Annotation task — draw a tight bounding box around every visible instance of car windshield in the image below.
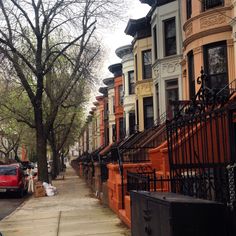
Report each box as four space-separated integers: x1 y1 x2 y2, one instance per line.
0 166 17 175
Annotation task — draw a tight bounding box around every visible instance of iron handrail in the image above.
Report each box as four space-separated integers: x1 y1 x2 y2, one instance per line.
216 78 236 97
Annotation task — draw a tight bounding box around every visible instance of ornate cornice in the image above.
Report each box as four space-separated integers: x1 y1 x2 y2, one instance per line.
103 77 114 89
108 63 122 77
115 45 133 59
183 6 232 30
183 25 232 48
135 78 153 85
200 13 226 29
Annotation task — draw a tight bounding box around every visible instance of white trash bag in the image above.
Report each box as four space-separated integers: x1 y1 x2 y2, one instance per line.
43 182 57 197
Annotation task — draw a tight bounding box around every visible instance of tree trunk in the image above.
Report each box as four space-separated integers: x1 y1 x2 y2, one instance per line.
51 144 59 179
36 127 48 182
35 103 49 182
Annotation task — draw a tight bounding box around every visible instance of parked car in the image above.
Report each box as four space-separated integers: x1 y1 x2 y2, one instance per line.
0 164 28 197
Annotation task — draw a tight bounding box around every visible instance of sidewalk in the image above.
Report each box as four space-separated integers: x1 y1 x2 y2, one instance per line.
0 166 131 236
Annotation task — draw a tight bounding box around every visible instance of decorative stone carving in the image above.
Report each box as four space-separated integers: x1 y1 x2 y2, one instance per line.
185 23 193 37
136 83 152 95
153 66 160 78
162 61 180 75
200 14 226 29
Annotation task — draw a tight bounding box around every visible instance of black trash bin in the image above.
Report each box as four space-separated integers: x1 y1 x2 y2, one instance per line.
131 191 227 236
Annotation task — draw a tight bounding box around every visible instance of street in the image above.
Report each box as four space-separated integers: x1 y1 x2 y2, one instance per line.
0 193 29 220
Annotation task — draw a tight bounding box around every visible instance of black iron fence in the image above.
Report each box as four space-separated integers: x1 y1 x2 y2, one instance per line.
100 162 109 182
127 170 171 193
166 70 236 207
167 100 235 202
121 123 167 163
127 170 157 193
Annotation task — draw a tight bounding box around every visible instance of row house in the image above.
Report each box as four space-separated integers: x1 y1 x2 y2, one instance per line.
87 114 94 153
182 0 235 99
151 0 182 120
115 45 136 137
125 17 154 131
103 77 115 144
74 0 236 233
93 101 100 149
95 95 105 147
108 63 125 142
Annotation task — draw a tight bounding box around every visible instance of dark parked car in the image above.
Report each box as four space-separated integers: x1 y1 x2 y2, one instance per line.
0 164 28 197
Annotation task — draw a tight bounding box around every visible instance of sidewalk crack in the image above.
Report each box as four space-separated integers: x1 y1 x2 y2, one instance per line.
56 211 62 236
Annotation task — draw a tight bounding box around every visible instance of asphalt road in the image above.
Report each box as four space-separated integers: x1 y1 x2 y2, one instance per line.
0 193 30 220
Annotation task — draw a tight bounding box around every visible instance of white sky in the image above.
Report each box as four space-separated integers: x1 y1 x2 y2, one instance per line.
99 1 151 78
87 1 150 112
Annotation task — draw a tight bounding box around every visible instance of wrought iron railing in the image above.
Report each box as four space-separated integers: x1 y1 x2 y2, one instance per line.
216 78 236 101
172 72 236 121
127 170 157 193
166 71 236 207
118 109 171 163
127 170 171 193
121 123 167 163
100 162 109 182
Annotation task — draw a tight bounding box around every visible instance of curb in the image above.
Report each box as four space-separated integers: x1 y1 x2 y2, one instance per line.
1 194 33 221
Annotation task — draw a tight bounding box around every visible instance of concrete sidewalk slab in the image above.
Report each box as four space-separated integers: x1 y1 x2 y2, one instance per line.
0 167 131 236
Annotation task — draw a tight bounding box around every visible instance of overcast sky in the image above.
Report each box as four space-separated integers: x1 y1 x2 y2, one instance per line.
87 1 150 111
99 1 151 78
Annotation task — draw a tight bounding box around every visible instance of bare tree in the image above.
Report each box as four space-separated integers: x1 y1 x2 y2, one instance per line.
0 117 26 163
0 132 20 162
0 0 124 182
48 111 79 178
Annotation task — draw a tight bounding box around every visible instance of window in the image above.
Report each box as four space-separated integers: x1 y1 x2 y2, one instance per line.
119 118 125 140
155 84 160 120
202 0 224 11
104 102 109 120
128 71 135 94
143 97 154 129
186 0 192 19
165 79 179 119
164 18 176 56
105 126 109 146
135 54 138 81
118 85 123 105
129 112 135 135
0 166 17 175
112 96 115 113
112 124 116 142
136 100 139 131
204 41 228 91
142 50 152 80
188 51 195 99
153 25 157 60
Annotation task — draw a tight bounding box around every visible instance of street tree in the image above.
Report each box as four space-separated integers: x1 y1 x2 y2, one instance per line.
0 0 125 182
0 82 34 163
0 119 22 162
48 109 83 178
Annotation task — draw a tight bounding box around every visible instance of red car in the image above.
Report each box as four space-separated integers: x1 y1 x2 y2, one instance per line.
0 164 28 197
